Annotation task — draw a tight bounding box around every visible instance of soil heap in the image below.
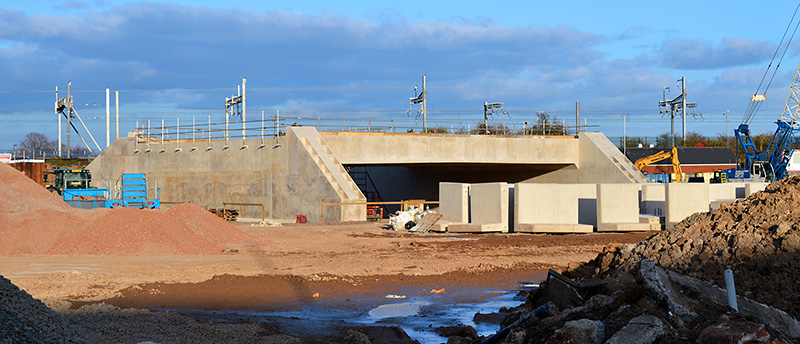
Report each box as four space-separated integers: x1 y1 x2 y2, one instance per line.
0 162 265 255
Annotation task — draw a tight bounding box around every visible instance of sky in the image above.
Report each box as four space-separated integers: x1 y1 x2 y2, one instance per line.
2 1 800 152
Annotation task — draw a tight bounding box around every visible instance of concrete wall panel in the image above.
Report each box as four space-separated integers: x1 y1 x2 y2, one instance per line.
597 183 640 225
469 182 509 232
665 183 709 228
515 183 579 225
438 182 469 223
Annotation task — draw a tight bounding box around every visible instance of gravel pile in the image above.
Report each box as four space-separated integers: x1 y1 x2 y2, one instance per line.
0 162 265 255
0 276 84 344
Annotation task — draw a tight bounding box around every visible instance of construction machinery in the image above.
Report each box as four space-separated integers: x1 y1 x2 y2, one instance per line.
734 61 800 182
48 170 160 209
634 147 683 183
734 6 800 182
45 168 93 195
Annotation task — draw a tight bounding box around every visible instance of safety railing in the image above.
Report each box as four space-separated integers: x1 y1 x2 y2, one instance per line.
132 115 590 146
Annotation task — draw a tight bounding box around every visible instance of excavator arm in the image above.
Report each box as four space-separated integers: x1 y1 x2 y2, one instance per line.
634 147 682 183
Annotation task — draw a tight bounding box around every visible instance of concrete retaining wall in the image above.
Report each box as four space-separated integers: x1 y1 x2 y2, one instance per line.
88 128 365 222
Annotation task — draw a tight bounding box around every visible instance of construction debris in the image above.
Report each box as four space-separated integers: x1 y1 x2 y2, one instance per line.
440 176 800 343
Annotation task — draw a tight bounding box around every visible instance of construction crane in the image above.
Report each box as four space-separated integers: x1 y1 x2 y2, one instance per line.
735 60 800 182
735 3 800 182
634 147 683 183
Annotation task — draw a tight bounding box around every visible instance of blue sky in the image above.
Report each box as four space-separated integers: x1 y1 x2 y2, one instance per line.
2 1 800 151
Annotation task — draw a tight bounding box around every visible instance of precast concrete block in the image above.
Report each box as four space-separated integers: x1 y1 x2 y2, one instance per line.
515 183 580 226
745 182 768 196
596 183 640 226
469 182 509 232
665 183 709 229
438 182 470 223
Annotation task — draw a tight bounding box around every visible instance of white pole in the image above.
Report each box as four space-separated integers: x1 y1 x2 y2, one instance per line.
56 86 61 157
115 91 119 139
242 77 246 142
106 88 110 147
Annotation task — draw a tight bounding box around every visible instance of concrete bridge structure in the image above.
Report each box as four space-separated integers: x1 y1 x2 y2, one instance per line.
88 127 647 222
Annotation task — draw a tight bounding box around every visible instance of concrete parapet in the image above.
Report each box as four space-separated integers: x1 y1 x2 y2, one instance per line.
469 182 509 233
438 183 470 223
665 183 709 229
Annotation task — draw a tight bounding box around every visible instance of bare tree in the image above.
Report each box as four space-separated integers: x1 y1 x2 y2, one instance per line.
18 132 54 152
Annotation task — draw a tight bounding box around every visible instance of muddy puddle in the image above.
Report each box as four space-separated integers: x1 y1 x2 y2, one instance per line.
168 284 537 342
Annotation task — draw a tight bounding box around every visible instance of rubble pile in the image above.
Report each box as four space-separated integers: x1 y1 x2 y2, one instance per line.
443 177 800 343
0 276 85 343
576 176 800 319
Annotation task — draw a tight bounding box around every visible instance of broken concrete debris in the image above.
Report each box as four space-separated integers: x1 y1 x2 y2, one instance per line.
443 259 796 343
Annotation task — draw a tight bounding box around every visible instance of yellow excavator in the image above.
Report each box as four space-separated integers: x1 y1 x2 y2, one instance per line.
634 147 683 183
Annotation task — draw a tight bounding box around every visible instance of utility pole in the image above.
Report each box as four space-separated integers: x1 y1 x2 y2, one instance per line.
576 102 580 134
483 102 506 134
680 76 687 141
724 109 730 145
56 86 61 157
225 77 246 147
56 82 74 158
659 77 699 147
409 75 427 132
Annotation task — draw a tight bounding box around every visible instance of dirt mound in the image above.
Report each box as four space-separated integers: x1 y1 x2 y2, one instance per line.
0 163 265 255
573 175 800 319
0 275 84 343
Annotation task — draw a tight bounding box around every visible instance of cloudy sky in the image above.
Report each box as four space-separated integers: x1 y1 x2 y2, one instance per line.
2 1 800 152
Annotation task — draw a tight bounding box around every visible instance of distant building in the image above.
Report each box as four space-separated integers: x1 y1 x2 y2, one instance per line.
625 147 737 182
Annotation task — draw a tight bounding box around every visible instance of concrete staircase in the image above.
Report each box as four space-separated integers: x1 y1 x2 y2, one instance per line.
291 127 364 201
583 132 649 183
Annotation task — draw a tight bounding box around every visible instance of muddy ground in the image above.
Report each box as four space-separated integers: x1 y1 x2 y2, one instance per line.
1 221 654 342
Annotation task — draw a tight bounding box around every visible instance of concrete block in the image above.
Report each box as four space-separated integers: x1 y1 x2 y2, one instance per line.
515 183 580 226
597 183 640 225
438 182 469 223
515 223 594 233
447 223 506 233
469 182 509 233
665 183 709 229
745 182 768 196
428 221 454 232
639 215 661 225
640 184 665 217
